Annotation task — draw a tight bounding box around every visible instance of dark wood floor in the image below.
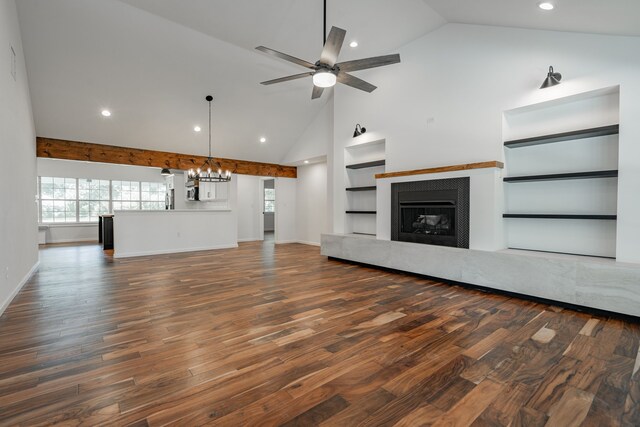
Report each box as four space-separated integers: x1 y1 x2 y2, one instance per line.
0 240 638 426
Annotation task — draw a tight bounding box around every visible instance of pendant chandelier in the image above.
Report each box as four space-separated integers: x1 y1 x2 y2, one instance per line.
187 95 231 183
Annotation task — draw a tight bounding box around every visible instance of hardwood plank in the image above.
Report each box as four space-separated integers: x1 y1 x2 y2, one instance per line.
531 325 557 344
391 403 444 427
472 382 535 427
545 387 594 427
431 379 504 427
512 407 548 427
463 327 511 360
526 356 580 413
36 137 297 178
321 389 396 426
580 318 601 336
280 394 349 426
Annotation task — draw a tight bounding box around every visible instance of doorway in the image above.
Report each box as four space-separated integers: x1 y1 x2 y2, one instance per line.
263 179 275 242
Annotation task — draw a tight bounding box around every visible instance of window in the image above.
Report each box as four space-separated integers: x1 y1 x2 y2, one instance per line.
79 179 110 222
38 177 167 223
112 181 141 210
141 182 165 210
40 177 77 223
264 187 275 213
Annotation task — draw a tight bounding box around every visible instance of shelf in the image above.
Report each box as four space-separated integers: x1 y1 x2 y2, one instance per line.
345 160 386 169
346 211 377 215
503 214 617 220
504 124 619 149
346 186 377 192
504 170 618 183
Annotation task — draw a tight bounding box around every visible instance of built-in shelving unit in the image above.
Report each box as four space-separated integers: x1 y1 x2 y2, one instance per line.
345 160 386 169
504 124 619 149
344 140 385 237
503 214 617 220
346 186 377 191
504 170 618 183
503 86 620 258
346 211 377 215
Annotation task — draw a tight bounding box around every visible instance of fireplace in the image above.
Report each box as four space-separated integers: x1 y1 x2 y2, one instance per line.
391 178 469 248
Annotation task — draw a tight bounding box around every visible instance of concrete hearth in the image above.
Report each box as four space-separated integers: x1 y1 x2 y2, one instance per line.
321 233 640 317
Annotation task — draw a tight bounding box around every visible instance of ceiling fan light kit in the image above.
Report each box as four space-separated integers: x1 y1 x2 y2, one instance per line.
540 65 562 89
256 0 400 99
313 69 337 88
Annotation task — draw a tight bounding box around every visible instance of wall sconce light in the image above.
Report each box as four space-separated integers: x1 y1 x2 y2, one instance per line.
161 168 172 176
540 66 562 89
353 124 366 138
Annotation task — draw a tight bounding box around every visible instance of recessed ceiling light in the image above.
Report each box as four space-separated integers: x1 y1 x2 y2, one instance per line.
349 41 358 48
304 160 309 164
194 126 201 132
538 2 554 10
101 109 111 117
260 137 267 143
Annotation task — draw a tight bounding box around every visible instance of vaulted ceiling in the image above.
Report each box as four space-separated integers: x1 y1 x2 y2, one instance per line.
17 0 444 164
16 0 640 164
425 0 640 38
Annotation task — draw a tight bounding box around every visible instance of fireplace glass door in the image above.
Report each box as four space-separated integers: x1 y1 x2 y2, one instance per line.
400 202 456 237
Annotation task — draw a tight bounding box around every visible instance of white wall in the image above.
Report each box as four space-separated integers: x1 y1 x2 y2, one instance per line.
282 95 332 246
331 23 640 262
275 178 296 244
0 0 39 315
37 158 167 243
236 174 262 241
281 94 333 165
296 163 328 246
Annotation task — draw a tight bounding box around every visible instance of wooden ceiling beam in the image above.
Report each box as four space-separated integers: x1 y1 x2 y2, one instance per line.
36 137 297 178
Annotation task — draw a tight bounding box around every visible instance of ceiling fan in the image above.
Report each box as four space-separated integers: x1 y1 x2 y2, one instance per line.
255 0 401 99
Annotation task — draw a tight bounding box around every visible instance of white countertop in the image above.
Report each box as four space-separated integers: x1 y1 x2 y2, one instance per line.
113 209 231 213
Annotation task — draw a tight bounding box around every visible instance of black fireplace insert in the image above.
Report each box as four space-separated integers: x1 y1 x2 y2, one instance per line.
391 178 469 248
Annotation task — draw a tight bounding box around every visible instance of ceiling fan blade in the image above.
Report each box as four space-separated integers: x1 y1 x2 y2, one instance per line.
337 54 401 73
260 72 314 85
311 85 324 99
255 46 316 69
319 26 346 67
337 72 377 93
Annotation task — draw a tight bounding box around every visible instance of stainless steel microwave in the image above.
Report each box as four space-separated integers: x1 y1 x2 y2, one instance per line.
186 187 199 201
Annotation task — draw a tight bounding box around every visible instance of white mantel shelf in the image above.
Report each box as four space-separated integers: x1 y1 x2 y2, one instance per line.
321 233 640 317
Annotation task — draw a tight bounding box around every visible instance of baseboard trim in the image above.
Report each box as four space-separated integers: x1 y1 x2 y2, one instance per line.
0 261 40 318
238 237 262 242
275 240 298 244
296 240 321 247
327 256 640 324
114 244 239 259
45 238 98 244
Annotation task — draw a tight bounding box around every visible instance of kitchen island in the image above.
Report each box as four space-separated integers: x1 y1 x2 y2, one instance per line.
113 209 237 258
